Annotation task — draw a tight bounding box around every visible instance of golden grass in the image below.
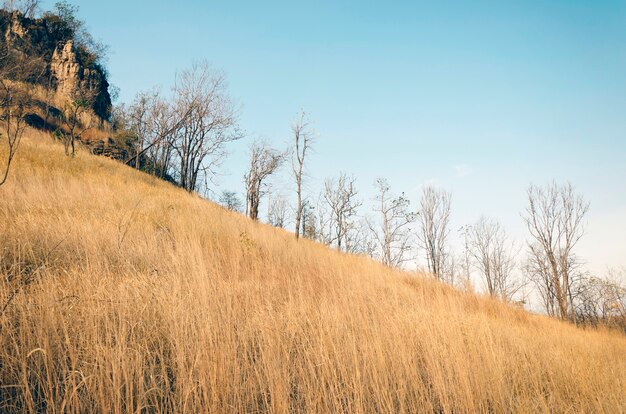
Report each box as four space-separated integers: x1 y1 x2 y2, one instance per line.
1 132 625 413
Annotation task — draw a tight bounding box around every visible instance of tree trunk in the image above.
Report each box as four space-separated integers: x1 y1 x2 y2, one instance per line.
295 178 302 239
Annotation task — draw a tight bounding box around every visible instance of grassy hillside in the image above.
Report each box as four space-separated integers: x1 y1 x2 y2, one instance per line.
1 132 625 413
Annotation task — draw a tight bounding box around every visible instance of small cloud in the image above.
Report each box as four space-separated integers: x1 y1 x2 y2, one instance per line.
454 164 474 178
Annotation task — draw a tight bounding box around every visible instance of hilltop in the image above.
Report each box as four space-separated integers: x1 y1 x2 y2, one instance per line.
0 7 133 160
0 8 111 118
0 131 624 412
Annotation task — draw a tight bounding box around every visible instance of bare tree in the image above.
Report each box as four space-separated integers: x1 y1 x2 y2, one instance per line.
300 200 317 240
466 216 521 301
171 61 241 192
268 193 290 228
0 43 44 186
574 270 625 330
291 110 314 239
524 244 556 316
24 0 38 17
314 192 333 245
218 190 243 212
127 90 159 169
323 174 362 252
59 85 96 158
0 67 27 187
2 0 40 17
244 141 284 221
368 178 415 268
123 94 176 177
348 218 376 256
416 186 451 281
457 225 474 290
147 97 178 179
440 254 461 286
522 182 589 320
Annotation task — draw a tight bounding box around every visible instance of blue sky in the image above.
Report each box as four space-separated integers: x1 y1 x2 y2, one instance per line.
42 1 626 281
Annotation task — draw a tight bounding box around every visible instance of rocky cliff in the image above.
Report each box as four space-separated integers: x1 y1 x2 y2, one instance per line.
49 39 111 121
0 9 112 122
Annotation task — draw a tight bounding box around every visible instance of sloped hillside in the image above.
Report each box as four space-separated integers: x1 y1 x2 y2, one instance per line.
1 133 625 413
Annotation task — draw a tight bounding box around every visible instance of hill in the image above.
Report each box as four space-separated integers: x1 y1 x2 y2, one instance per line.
0 131 625 413
0 8 111 122
0 8 133 162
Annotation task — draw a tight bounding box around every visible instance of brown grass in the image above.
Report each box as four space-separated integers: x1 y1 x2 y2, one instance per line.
1 131 625 413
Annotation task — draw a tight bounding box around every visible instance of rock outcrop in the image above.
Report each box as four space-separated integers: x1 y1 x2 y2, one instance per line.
50 40 81 98
49 39 111 121
0 10 112 122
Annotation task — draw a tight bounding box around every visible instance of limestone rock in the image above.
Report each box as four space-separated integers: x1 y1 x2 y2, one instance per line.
1 10 112 121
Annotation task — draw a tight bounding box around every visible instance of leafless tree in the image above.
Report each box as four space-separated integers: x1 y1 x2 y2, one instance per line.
524 244 557 316
300 199 317 240
128 90 159 169
574 270 625 330
348 218 376 256
456 225 475 290
171 61 241 192
123 94 176 177
522 182 589 320
368 178 415 268
440 254 461 286
0 44 44 186
416 186 451 281
110 102 129 130
268 193 290 228
60 85 96 158
244 141 284 221
466 216 521 301
218 190 243 212
146 97 178 179
291 110 314 239
313 192 333 245
323 173 362 252
2 0 39 17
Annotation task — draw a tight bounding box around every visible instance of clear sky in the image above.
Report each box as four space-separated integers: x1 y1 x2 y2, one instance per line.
42 1 626 282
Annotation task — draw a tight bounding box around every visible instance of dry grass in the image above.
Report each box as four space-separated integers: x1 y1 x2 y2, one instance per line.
1 131 625 413
16 82 113 143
